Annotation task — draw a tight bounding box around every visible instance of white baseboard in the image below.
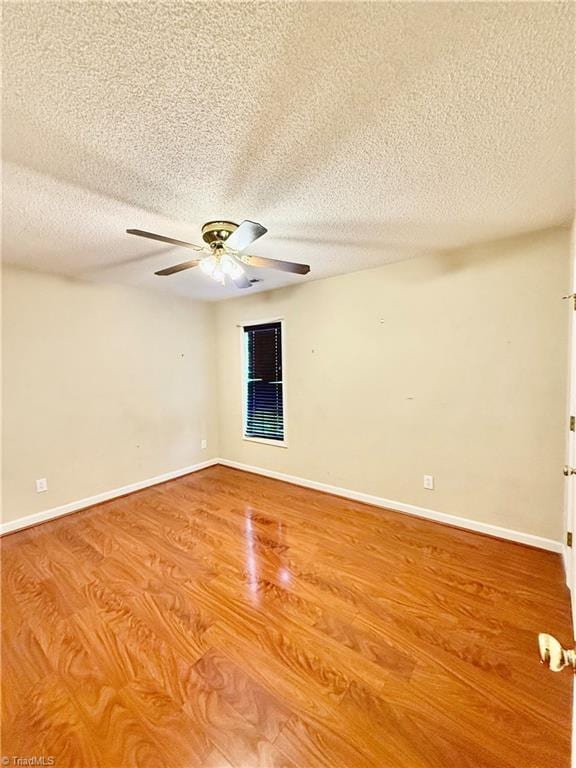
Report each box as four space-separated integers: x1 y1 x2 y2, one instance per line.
2 456 563 554
0 459 219 536
218 458 563 553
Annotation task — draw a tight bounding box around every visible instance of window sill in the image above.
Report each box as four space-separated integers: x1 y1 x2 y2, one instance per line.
243 436 289 449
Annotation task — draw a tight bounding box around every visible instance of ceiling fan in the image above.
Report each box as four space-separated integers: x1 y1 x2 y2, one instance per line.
126 220 310 289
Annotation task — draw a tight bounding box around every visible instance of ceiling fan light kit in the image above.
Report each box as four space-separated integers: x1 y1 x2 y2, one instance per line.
199 251 245 285
126 219 310 290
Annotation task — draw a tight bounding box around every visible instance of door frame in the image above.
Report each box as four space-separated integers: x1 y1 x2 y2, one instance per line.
565 222 576 602
565 222 576 768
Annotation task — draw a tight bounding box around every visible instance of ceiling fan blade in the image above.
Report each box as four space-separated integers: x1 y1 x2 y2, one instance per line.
127 229 203 251
231 273 252 289
155 260 200 276
225 220 267 252
242 253 310 275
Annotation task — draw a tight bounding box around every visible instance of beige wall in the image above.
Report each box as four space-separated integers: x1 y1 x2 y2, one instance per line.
2 266 218 522
3 227 569 540
215 227 570 542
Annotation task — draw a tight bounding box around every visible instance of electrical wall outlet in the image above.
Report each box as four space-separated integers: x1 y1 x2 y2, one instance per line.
423 475 434 490
201 439 207 450
36 478 48 493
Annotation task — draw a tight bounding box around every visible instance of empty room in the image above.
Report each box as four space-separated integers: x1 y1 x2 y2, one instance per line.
2 2 575 766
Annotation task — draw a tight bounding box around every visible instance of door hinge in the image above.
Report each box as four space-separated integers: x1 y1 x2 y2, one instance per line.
562 293 576 310
567 532 573 548
571 416 575 432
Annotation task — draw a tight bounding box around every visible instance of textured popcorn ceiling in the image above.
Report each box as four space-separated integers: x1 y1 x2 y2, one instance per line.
2 2 574 301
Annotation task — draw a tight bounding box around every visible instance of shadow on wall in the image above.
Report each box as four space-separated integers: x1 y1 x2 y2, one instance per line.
422 225 571 281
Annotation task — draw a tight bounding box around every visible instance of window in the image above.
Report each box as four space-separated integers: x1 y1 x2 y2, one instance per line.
242 320 285 444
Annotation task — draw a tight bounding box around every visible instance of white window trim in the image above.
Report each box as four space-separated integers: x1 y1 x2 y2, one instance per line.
239 317 288 448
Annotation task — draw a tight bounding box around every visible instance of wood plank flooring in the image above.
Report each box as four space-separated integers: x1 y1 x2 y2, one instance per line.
1 465 572 767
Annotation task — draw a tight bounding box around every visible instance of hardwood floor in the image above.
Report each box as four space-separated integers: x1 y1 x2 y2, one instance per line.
1 465 572 767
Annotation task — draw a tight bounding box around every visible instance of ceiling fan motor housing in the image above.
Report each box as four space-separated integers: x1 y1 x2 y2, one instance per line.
201 221 238 247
